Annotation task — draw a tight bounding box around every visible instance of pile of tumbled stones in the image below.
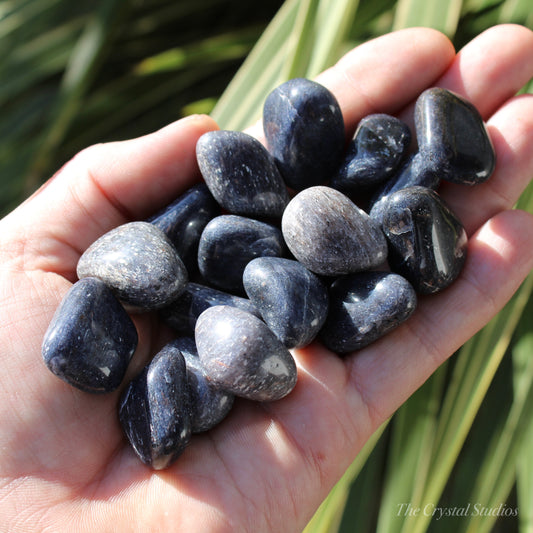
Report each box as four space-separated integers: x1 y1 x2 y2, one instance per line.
42 78 495 469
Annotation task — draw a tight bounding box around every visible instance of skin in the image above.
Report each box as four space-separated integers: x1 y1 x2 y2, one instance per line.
1 24 533 532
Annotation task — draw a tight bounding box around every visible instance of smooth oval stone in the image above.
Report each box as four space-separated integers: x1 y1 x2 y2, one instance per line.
196 130 290 218
415 87 495 185
281 186 388 276
171 337 234 433
198 214 286 294
42 277 138 393
77 221 188 311
263 78 345 190
319 272 417 354
368 152 441 225
243 257 328 348
119 343 191 470
382 186 468 294
147 183 220 275
195 306 297 401
331 114 411 192
160 282 260 335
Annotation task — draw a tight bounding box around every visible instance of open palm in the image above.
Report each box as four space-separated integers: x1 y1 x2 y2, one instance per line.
1 25 533 532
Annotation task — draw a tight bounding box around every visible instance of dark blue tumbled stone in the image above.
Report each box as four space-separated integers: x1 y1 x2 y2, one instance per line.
319 272 417 354
196 130 290 218
198 214 286 294
331 114 411 192
147 183 220 275
77 221 188 311
195 306 297 401
382 186 468 294
281 186 387 276
119 342 191 470
42 277 138 393
243 257 328 348
263 78 345 190
415 87 495 185
368 153 441 225
161 282 260 335
171 337 234 433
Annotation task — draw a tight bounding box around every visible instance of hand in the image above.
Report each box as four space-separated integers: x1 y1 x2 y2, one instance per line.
1 24 533 532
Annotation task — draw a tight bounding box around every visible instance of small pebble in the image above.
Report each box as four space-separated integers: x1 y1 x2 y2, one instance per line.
243 257 329 348
281 186 388 276
198 214 286 294
119 342 192 470
320 272 417 353
77 221 188 311
263 78 345 190
195 306 297 401
196 130 290 218
381 186 468 294
42 277 138 393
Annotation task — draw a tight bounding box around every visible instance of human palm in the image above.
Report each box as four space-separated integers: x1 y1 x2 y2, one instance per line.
1 25 533 532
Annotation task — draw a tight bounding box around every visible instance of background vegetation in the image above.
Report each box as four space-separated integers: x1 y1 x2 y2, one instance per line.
1 0 532 531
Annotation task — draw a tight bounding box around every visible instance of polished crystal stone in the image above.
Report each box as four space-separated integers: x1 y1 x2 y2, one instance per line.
243 257 329 348
331 114 411 192
147 183 220 275
382 186 468 294
281 186 387 276
161 282 260 335
42 277 138 393
195 306 297 401
319 271 417 354
198 214 286 294
77 221 188 311
119 343 191 470
196 130 290 218
369 153 441 225
263 78 345 190
415 87 496 185
172 337 234 433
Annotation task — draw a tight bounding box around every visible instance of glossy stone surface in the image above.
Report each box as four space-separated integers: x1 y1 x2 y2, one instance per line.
198 215 286 293
77 221 188 311
415 87 496 185
243 257 329 348
369 153 441 225
196 130 290 218
147 183 220 275
42 277 138 393
119 343 191 470
161 282 260 335
320 272 417 354
195 306 297 401
281 186 387 276
172 337 234 433
331 114 411 192
382 186 468 294
263 78 345 190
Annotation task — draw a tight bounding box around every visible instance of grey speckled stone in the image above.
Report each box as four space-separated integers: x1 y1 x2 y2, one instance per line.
160 282 260 335
42 277 138 393
415 87 495 185
263 78 345 190
195 306 297 401
198 215 286 294
77 221 188 311
196 130 290 218
119 342 191 470
172 337 234 433
382 186 468 294
243 257 328 348
320 272 417 354
281 186 387 276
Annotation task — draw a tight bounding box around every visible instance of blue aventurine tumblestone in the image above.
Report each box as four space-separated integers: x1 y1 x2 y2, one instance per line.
42 277 138 393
